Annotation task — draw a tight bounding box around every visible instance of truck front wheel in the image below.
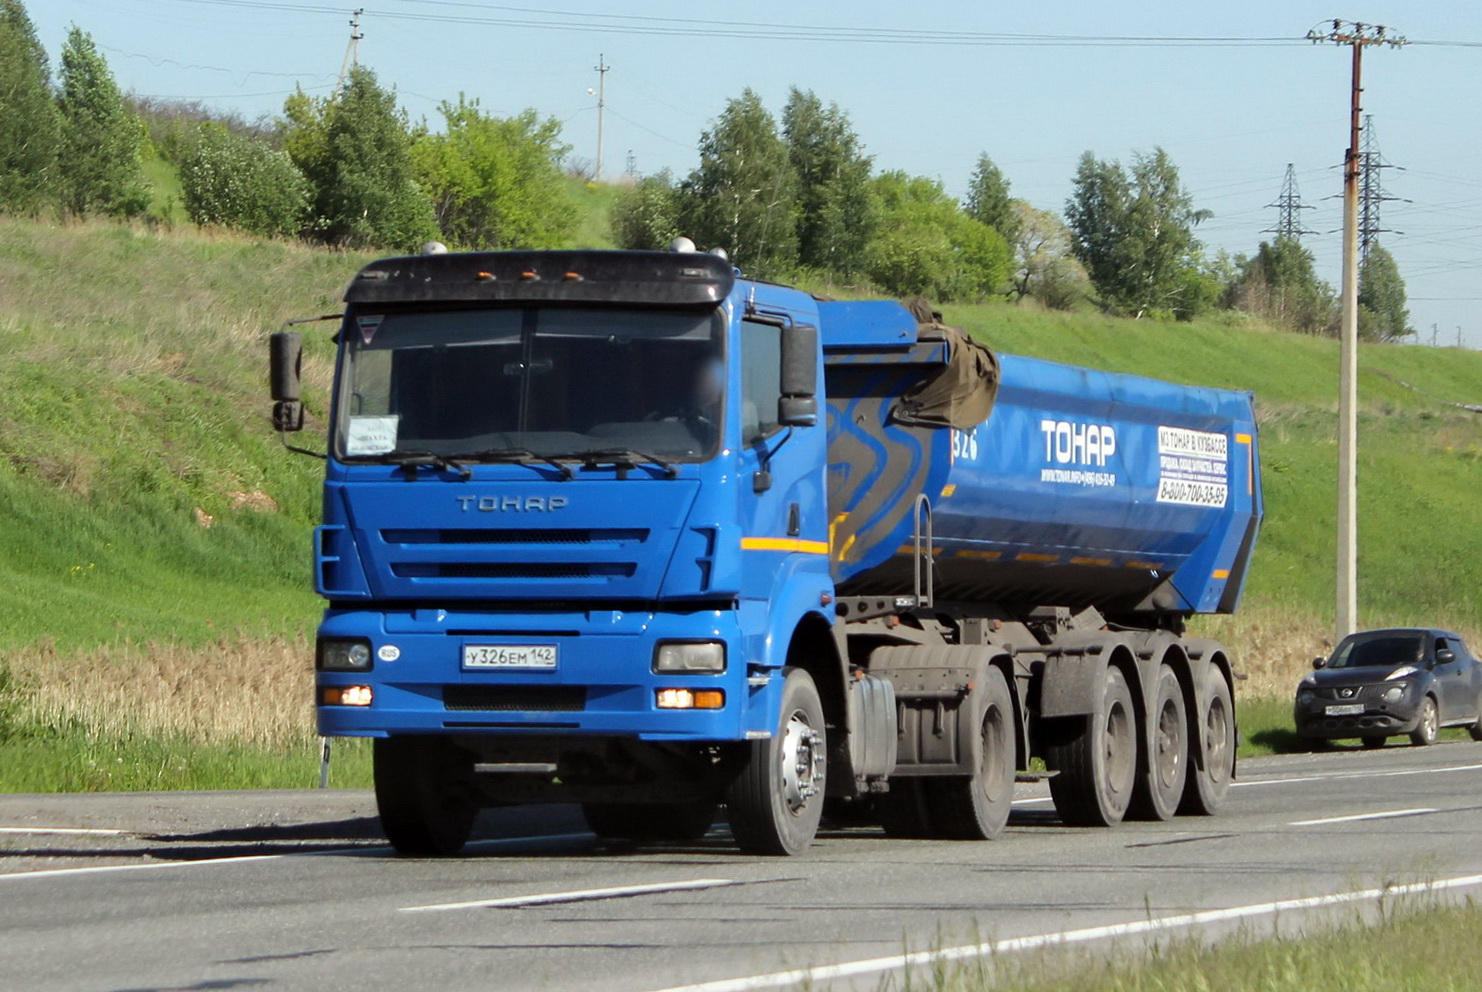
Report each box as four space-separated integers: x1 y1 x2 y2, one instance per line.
725 667 826 856
374 737 478 857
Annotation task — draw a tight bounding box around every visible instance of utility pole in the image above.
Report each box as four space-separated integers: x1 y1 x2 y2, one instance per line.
1263 164 1317 240
593 54 609 181
336 8 364 96
1306 20 1406 643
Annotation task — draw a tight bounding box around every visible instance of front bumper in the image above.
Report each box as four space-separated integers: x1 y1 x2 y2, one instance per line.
1292 696 1423 739
314 606 777 742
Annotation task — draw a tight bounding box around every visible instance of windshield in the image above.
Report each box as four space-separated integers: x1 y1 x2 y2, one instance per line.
1327 632 1424 670
335 306 724 462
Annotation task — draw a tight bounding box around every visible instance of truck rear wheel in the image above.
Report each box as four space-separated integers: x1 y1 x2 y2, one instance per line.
1179 668 1235 815
725 667 826 856
922 666 1015 840
1128 666 1188 822
582 802 716 842
374 737 478 857
1047 666 1137 827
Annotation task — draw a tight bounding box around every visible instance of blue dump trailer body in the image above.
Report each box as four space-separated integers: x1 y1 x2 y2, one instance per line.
276 249 1263 856
820 300 1261 616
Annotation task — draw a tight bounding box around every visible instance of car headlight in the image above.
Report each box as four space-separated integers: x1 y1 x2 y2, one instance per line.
317 638 373 671
1382 684 1407 702
1297 690 1315 705
653 641 726 673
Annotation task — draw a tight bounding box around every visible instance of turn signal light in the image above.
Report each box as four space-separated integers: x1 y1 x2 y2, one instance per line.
322 685 373 707
656 688 724 710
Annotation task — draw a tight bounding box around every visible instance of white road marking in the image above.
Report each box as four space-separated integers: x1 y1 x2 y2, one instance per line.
1234 761 1482 789
0 832 594 883
0 826 129 837
642 872 1482 992
1289 808 1438 827
1010 797 1053 806
400 877 740 913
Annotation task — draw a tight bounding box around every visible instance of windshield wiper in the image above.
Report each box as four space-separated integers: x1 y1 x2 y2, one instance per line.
377 449 472 481
574 448 678 479
454 446 574 481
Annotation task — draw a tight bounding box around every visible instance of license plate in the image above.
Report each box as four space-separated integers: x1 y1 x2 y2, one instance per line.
1325 703 1364 716
462 644 557 670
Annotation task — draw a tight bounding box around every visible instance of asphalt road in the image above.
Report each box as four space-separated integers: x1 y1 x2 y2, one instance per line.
4 741 1482 992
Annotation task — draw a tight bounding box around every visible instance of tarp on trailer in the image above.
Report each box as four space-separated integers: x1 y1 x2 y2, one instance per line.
890 299 1000 430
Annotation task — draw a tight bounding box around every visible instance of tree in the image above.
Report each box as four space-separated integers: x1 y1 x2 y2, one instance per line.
611 170 680 250
284 66 438 250
1007 202 1087 309
1228 236 1336 335
1358 244 1410 342
177 122 309 237
411 97 577 250
0 0 61 213
677 89 797 278
864 171 1011 301
781 88 876 275
1065 148 1209 319
965 153 1019 245
55 26 149 217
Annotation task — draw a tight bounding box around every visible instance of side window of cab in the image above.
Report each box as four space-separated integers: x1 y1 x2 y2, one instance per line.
740 319 783 445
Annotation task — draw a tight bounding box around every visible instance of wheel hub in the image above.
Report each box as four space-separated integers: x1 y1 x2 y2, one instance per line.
780 712 824 814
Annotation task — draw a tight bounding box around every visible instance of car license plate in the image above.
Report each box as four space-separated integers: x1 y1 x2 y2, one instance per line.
1325 703 1364 716
462 644 557 670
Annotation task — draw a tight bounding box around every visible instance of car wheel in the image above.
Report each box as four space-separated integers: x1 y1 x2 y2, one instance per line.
1409 696 1439 747
1361 735 1386 749
1470 696 1482 742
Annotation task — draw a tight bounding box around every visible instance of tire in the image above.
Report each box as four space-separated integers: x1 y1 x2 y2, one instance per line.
1361 736 1387 749
1047 666 1138 827
725 667 826 856
1179 667 1236 816
1129 666 1188 822
921 666 1016 840
582 802 716 842
1469 694 1482 742
1409 696 1439 746
374 737 478 857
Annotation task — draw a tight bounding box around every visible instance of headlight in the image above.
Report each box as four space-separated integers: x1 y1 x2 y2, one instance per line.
653 641 726 673
1382 684 1407 701
1386 665 1420 681
1297 690 1315 705
317 638 373 671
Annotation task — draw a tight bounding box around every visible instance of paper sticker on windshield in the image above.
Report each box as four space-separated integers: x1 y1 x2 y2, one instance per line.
356 315 384 345
345 415 398 456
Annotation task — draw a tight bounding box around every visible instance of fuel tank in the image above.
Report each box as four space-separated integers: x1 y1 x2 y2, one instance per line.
822 301 1263 617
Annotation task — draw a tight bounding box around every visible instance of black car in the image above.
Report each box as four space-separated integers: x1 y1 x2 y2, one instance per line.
1294 627 1482 748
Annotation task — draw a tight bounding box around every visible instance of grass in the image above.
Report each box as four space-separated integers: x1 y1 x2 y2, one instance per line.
0 216 1480 786
889 897 1482 992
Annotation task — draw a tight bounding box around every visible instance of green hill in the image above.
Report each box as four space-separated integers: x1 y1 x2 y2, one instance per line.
1 216 1479 789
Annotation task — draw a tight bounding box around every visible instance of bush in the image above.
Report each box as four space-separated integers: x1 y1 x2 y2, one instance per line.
178 123 310 238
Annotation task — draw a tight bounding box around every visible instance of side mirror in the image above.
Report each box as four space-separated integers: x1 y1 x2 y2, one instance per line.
270 331 304 433
778 323 818 427
1312 656 1326 670
1437 649 1456 664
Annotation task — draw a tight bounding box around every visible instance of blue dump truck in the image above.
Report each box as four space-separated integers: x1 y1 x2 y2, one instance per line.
268 246 1262 856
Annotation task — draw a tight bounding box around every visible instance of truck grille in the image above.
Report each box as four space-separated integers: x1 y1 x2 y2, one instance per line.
443 686 587 712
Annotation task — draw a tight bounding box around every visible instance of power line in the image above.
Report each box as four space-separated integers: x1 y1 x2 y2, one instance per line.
335 8 364 96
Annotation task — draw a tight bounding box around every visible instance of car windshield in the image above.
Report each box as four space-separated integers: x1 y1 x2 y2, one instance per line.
335 306 724 462
1326 632 1424 670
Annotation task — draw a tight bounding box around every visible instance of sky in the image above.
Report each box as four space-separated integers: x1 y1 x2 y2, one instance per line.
32 1 1482 349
